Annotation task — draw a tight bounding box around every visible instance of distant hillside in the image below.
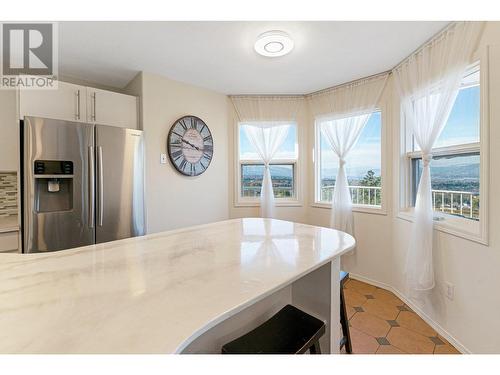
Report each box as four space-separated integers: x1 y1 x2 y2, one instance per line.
242 162 480 192
242 165 293 178
430 162 479 179
321 168 381 180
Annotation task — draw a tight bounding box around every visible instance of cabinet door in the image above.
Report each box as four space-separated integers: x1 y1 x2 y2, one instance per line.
19 81 87 123
87 88 138 129
0 231 18 253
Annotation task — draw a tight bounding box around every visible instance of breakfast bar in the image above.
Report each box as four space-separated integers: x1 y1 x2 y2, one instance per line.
0 218 355 354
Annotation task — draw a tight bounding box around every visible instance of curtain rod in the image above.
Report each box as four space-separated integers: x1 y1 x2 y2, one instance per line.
229 71 391 100
229 94 305 99
306 70 390 97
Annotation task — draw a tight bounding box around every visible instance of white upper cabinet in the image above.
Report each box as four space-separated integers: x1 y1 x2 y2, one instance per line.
86 88 138 129
19 82 138 129
19 81 87 123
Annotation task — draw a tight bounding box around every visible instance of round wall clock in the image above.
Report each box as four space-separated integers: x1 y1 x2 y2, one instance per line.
167 115 214 176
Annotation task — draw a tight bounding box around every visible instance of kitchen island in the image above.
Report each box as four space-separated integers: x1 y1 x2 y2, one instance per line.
0 218 355 354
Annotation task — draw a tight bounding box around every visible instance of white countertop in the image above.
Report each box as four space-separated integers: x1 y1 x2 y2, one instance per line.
0 215 18 233
0 218 355 353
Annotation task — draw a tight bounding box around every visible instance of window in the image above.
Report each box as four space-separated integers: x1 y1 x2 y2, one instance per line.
407 65 480 221
237 122 298 204
315 111 382 207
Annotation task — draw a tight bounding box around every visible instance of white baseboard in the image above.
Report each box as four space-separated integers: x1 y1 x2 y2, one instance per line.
348 272 470 354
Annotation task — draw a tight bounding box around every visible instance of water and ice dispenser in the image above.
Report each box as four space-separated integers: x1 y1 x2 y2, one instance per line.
34 160 74 213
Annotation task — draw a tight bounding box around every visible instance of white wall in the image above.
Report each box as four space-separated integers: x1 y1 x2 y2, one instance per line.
126 72 229 233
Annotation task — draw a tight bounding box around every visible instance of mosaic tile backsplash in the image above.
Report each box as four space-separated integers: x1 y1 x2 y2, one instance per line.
0 172 18 218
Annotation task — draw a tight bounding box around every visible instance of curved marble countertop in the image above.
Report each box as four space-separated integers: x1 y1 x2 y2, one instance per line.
0 218 355 353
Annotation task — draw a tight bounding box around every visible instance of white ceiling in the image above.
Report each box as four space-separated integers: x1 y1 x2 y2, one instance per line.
59 21 448 95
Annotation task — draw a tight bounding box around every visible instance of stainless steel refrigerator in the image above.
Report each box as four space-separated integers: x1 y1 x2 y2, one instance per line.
22 116 145 253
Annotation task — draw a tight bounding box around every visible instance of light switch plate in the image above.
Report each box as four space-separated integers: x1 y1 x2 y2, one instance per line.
160 153 167 164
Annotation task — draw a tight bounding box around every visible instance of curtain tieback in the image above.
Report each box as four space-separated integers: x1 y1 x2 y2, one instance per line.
422 153 433 167
264 162 270 169
339 158 346 168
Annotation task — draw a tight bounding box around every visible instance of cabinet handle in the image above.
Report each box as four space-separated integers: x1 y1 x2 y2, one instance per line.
92 92 97 122
76 90 81 120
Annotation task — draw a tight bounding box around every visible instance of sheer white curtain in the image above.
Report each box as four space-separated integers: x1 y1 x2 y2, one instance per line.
231 96 303 122
242 122 290 218
231 96 303 218
393 22 483 292
319 112 371 234
308 74 388 234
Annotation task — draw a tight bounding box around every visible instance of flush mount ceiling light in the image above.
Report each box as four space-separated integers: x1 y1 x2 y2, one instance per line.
254 30 294 57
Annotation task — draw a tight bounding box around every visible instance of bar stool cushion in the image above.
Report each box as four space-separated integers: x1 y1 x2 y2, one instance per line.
221 304 325 354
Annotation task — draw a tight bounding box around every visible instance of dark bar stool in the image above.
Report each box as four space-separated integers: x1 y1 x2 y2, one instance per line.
340 271 352 354
221 304 325 354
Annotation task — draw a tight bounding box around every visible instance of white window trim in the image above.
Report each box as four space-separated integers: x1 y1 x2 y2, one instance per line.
234 121 302 207
397 57 489 245
312 107 387 216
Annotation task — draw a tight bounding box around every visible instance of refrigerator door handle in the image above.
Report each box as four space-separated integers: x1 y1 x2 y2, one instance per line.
88 146 95 228
97 146 104 226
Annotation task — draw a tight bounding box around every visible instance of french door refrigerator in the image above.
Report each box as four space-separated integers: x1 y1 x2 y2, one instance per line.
22 116 145 253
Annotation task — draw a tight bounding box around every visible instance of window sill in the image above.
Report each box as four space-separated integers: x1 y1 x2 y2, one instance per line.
397 209 488 245
311 202 387 216
234 199 303 208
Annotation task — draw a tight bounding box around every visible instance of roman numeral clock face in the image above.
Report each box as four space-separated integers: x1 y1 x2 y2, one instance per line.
167 116 214 176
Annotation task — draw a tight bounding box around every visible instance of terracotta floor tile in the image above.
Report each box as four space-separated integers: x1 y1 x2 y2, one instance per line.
343 288 367 307
373 288 404 306
434 344 460 354
376 345 406 354
430 336 446 345
344 280 460 355
346 305 356 319
349 326 379 354
345 279 378 295
362 299 399 321
386 327 435 354
350 312 391 338
396 311 436 337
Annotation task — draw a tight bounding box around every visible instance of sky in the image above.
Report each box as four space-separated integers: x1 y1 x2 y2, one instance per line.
239 124 297 160
320 111 381 179
431 85 480 148
239 82 480 180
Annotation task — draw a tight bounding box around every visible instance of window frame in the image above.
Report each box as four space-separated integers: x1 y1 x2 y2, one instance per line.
312 108 387 215
398 59 489 245
235 121 301 207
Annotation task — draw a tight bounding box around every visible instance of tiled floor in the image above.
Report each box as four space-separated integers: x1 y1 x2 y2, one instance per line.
343 278 460 354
